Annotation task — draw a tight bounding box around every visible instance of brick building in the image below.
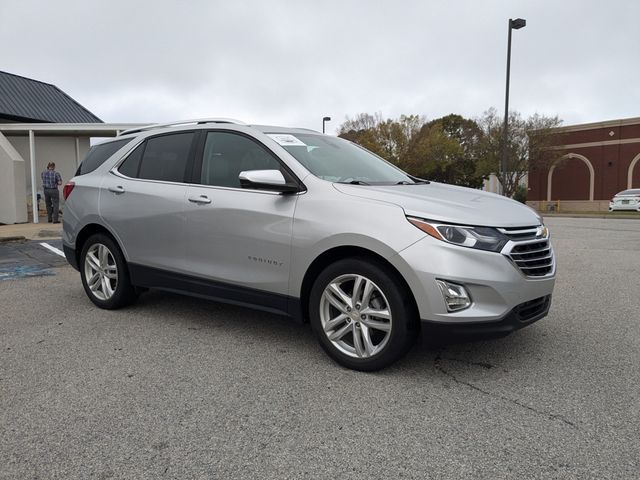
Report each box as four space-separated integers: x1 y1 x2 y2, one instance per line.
527 117 640 212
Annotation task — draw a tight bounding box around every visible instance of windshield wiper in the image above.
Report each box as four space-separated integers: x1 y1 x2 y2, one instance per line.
338 180 370 185
396 180 430 185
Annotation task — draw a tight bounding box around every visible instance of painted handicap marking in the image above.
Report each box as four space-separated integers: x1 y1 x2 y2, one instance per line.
0 264 55 281
0 240 66 280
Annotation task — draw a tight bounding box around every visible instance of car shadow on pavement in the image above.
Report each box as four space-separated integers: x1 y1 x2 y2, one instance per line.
125 289 543 376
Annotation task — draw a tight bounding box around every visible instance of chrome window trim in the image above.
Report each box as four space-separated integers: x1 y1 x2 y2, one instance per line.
109 130 306 195
109 168 188 188
110 168 305 196
184 182 306 196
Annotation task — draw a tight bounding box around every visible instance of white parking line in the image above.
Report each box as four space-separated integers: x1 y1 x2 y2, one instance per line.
39 242 65 258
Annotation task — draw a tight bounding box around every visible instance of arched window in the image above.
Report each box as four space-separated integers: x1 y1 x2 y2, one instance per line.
628 153 640 189
547 153 594 201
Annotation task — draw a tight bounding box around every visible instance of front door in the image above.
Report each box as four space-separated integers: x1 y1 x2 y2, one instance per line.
184 131 298 300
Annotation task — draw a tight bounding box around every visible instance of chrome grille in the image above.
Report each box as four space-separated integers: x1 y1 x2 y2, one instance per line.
498 225 539 241
499 226 554 277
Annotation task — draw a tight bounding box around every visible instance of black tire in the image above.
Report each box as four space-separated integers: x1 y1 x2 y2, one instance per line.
79 233 138 309
309 257 419 371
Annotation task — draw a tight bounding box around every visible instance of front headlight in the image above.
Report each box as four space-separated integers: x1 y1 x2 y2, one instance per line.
407 217 508 252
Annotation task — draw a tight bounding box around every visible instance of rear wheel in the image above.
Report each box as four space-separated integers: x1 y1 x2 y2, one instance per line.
80 233 138 309
309 258 418 371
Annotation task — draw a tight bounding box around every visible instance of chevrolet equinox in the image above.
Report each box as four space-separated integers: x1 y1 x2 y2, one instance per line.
62 118 555 371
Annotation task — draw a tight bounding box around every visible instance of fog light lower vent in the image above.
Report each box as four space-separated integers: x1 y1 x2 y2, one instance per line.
435 279 471 312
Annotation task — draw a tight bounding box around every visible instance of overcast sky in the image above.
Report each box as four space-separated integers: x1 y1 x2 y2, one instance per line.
1 0 638 133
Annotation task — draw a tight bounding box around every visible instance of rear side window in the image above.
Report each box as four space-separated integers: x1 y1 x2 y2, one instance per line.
118 143 144 178
76 138 132 175
137 132 194 182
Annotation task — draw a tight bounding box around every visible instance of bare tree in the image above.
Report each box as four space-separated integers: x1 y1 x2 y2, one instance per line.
338 113 424 165
338 113 384 133
477 108 563 198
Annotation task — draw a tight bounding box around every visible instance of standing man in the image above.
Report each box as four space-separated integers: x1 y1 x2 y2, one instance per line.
41 162 62 223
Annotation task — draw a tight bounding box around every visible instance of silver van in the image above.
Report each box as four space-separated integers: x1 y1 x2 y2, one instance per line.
62 119 555 370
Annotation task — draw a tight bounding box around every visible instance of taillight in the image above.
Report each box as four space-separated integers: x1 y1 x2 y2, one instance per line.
63 182 75 200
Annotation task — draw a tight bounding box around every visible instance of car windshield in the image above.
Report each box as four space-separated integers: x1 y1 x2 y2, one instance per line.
268 132 420 185
617 189 640 196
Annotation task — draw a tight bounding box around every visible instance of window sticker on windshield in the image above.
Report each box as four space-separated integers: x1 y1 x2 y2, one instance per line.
267 134 307 147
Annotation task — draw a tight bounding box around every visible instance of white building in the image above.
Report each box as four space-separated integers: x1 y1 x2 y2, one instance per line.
0 71 141 224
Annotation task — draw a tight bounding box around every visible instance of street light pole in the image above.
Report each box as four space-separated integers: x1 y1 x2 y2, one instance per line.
501 17 526 196
322 116 331 134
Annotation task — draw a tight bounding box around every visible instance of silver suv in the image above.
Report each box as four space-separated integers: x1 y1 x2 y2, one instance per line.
62 118 555 371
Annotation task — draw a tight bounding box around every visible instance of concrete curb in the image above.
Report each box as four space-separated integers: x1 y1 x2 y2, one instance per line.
0 236 26 243
0 222 63 242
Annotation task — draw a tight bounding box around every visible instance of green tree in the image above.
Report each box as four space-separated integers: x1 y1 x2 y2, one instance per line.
406 114 488 188
338 110 562 195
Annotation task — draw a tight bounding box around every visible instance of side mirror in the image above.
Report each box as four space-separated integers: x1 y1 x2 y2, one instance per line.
238 170 300 193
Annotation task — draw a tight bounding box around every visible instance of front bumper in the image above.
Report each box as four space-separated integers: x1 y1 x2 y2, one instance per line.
393 234 556 325
422 295 551 334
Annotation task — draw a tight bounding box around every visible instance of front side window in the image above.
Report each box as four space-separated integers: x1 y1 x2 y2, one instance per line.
136 132 194 182
200 131 283 188
76 138 133 176
270 133 417 185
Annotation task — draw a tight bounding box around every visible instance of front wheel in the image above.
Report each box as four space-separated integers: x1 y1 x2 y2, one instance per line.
309 258 418 371
80 233 138 309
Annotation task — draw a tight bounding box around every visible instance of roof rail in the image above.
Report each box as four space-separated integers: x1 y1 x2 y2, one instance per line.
118 118 247 136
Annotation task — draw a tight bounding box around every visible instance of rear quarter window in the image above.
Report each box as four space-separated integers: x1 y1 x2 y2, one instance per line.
76 138 134 176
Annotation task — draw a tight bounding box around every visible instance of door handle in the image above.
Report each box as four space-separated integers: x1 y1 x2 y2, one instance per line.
188 195 212 204
108 185 125 194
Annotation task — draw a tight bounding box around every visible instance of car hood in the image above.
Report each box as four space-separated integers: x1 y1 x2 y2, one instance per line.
333 182 541 227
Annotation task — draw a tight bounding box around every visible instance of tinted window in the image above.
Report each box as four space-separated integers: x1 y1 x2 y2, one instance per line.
118 143 144 178
76 138 132 175
138 132 194 182
200 132 282 188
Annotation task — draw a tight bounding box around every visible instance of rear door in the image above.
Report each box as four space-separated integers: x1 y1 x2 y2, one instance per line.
100 131 197 273
183 130 299 300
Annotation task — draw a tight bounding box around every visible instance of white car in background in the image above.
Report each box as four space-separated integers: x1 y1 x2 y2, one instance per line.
609 189 640 212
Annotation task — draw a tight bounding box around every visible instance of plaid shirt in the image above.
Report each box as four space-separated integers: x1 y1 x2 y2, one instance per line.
42 169 62 189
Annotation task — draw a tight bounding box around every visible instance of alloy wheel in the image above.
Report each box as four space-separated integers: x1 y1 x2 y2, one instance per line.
319 274 393 358
84 243 118 301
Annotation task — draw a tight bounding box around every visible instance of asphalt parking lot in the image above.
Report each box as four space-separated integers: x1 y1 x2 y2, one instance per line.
1 217 639 479
0 238 66 280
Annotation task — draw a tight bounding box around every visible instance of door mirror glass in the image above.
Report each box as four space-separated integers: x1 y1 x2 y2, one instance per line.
239 170 299 193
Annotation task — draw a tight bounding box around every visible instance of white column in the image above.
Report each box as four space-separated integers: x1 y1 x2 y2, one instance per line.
29 130 38 223
75 137 80 169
